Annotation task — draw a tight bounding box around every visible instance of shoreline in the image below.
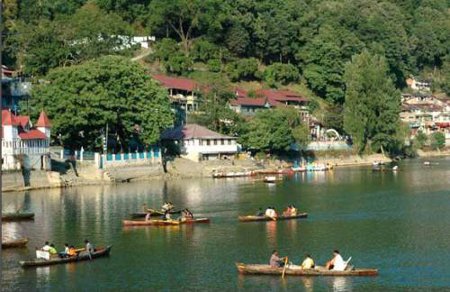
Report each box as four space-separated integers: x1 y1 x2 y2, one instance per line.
3 152 447 193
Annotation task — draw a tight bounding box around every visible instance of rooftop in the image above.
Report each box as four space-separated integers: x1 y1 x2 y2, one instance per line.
161 124 236 140
153 74 199 92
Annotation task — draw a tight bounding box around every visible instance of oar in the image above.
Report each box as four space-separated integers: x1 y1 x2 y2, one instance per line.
282 257 289 278
16 204 24 213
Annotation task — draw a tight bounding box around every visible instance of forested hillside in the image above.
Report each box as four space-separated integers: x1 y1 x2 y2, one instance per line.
2 0 449 154
3 0 449 96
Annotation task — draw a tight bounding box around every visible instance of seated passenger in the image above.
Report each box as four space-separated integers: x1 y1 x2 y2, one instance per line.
290 205 297 216
42 241 51 251
59 243 70 258
68 245 77 257
301 254 315 269
49 244 58 255
269 250 286 268
325 250 346 271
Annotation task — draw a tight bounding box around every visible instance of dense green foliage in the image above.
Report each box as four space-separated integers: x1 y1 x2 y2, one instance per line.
3 0 449 155
3 0 449 98
343 50 401 154
430 132 446 150
239 108 310 153
29 56 173 150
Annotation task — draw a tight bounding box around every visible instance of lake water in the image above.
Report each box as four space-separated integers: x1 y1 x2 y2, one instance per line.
2 158 450 291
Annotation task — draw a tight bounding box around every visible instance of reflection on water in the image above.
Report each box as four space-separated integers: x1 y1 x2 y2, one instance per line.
301 277 314 292
2 158 450 290
332 277 351 292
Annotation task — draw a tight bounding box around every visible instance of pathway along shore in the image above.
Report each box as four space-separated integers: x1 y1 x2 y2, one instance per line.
4 152 441 193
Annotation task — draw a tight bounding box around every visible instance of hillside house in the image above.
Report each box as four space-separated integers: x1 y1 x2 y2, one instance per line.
2 110 52 170
161 124 238 162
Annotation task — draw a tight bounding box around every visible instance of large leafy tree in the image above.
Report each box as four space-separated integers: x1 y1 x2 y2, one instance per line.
240 107 309 153
343 50 401 154
29 56 173 151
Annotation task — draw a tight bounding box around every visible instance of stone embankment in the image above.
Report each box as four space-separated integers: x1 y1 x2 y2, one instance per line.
2 153 393 192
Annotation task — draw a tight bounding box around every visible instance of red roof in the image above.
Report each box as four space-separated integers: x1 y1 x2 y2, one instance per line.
16 116 30 128
153 74 199 92
36 111 52 128
161 124 235 140
230 97 267 107
18 129 47 140
2 110 20 126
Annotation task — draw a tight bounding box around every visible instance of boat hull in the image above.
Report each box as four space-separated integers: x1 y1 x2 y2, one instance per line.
2 212 35 222
236 263 378 276
123 218 210 226
238 213 308 222
19 246 112 268
2 238 28 249
130 209 182 218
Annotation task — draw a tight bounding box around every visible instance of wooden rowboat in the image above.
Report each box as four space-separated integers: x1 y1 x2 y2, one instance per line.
2 212 35 222
19 246 112 268
2 238 29 249
236 263 378 276
130 209 182 218
238 213 308 222
123 218 210 227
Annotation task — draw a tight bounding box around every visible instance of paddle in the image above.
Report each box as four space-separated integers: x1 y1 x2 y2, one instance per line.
282 257 289 278
16 204 24 213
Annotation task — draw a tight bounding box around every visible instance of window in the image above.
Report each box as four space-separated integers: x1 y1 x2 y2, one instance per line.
199 140 203 146
221 139 224 145
206 140 210 146
214 139 217 145
228 139 232 145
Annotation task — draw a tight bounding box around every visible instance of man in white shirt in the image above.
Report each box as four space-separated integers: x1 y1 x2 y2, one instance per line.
325 250 346 271
42 241 51 251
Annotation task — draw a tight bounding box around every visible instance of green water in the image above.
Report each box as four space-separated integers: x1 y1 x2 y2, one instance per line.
2 158 450 291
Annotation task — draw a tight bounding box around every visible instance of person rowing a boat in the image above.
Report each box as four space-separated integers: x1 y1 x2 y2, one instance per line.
162 202 174 213
325 250 346 270
301 254 315 269
269 250 287 268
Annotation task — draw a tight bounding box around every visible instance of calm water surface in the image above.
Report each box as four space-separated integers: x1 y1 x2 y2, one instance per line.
2 158 450 291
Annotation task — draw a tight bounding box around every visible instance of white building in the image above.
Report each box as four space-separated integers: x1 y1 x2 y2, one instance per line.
2 110 52 170
161 124 238 162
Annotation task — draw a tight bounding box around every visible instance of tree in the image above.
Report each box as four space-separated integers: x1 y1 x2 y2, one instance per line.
414 131 428 149
148 0 226 56
264 63 300 87
430 132 446 150
29 56 173 151
226 58 259 82
343 50 401 154
239 107 307 153
188 75 241 135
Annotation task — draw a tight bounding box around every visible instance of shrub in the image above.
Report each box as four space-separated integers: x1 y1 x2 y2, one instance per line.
264 63 300 87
